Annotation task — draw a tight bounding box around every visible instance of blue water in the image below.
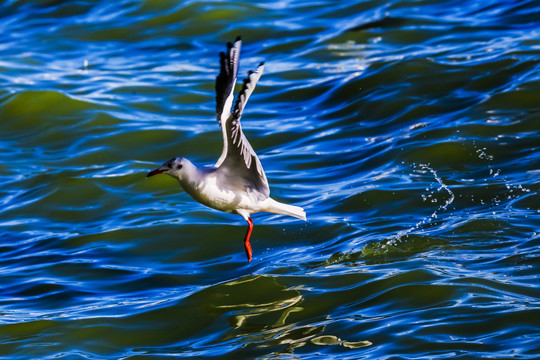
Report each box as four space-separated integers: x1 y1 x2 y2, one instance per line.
0 0 539 358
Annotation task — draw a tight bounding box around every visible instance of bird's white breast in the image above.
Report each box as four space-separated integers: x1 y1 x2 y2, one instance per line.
183 172 260 214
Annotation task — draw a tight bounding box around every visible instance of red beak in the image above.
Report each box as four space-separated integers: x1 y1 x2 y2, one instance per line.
146 168 164 178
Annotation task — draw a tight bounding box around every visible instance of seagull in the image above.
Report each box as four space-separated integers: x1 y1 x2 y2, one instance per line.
147 37 306 262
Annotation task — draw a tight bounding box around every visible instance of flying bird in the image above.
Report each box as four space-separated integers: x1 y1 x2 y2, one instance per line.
147 37 306 262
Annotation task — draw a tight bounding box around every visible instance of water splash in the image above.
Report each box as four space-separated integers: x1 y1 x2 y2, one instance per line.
471 141 531 207
419 163 455 211
395 163 455 240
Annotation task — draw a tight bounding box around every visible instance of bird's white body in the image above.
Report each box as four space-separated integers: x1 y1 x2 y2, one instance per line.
173 159 306 221
147 37 305 261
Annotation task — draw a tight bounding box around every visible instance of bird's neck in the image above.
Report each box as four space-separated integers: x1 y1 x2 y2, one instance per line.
177 165 206 199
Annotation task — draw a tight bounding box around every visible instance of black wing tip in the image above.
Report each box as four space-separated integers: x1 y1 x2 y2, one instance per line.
246 63 264 77
227 36 241 49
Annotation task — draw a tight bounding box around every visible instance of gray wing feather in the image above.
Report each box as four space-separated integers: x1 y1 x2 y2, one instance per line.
215 59 269 198
229 63 266 177
215 37 241 128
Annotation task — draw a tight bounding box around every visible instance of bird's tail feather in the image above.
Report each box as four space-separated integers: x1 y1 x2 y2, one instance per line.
263 198 306 221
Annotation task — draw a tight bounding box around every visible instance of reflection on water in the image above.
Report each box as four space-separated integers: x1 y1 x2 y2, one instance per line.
0 0 539 358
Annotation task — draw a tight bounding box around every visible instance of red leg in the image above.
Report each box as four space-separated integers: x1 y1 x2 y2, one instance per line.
244 217 253 262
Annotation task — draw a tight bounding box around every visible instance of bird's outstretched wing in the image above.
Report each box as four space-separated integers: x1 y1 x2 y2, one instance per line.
214 38 269 198
215 37 241 128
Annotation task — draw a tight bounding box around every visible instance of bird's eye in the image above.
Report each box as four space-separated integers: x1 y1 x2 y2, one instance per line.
176 164 183 170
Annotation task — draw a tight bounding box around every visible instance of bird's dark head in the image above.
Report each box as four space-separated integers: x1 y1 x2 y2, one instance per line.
147 157 191 180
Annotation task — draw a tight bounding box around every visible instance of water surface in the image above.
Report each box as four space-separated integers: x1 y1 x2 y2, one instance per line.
0 0 539 358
